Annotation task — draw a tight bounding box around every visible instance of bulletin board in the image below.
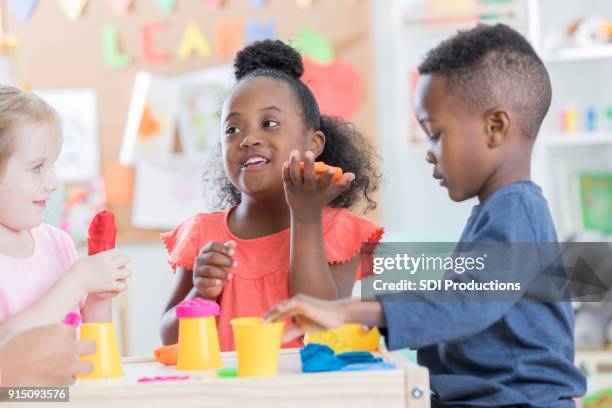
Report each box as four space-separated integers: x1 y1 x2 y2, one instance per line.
7 0 378 243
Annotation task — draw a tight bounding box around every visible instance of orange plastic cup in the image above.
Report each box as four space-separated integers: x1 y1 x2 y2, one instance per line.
77 322 123 379
231 317 284 377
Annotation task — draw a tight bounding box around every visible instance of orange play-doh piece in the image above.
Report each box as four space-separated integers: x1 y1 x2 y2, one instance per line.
299 161 343 182
154 343 178 366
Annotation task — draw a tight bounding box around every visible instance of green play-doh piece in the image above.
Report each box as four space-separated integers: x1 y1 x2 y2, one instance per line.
216 368 238 378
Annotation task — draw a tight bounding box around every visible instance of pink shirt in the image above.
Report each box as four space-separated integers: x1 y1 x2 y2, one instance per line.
0 224 78 320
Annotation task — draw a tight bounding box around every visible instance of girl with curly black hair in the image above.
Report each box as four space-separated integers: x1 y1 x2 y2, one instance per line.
160 39 382 351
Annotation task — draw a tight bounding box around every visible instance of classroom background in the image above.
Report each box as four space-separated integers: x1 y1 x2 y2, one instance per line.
1 0 611 404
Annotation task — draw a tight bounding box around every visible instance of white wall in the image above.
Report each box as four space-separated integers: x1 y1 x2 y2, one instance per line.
119 243 174 356
370 0 474 242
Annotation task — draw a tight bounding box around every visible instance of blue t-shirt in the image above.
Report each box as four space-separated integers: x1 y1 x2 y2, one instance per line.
377 181 586 407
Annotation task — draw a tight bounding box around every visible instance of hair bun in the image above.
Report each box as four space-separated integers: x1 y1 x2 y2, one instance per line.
234 39 304 81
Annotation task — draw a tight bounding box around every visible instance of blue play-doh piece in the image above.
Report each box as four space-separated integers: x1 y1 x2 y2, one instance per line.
300 343 346 373
300 343 334 360
341 362 396 371
300 344 391 373
336 351 382 365
302 356 346 372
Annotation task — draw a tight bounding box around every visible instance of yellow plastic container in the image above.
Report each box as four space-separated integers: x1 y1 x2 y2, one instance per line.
305 328 351 353
176 299 223 371
231 317 284 377
340 324 381 351
306 324 381 352
177 316 223 370
77 322 123 379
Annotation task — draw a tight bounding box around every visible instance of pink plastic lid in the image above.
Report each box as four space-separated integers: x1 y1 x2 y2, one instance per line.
176 298 220 318
62 312 81 328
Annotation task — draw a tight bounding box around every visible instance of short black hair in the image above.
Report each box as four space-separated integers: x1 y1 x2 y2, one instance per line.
204 39 380 212
418 23 551 138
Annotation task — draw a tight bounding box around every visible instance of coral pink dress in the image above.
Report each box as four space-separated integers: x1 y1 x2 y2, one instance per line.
161 206 383 351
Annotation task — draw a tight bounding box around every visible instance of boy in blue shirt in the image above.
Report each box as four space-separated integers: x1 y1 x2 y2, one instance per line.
265 24 586 408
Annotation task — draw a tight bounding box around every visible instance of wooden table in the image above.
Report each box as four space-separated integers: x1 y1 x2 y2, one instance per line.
46 348 430 407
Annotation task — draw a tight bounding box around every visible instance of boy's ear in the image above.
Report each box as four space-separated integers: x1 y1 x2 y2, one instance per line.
484 107 510 147
308 130 326 158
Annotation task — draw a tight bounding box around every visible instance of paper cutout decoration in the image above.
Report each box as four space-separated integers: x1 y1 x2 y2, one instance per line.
250 0 266 8
296 0 314 8
138 106 160 137
88 210 116 256
35 89 100 182
177 65 234 160
10 0 38 22
132 159 206 229
120 71 179 165
102 25 132 68
205 0 223 9
42 181 106 246
246 19 277 44
178 22 212 59
302 58 363 120
155 0 176 15
103 162 134 205
42 184 67 229
49 179 106 246
215 19 245 59
107 0 132 17
141 21 170 64
58 0 88 20
121 66 233 165
289 27 334 65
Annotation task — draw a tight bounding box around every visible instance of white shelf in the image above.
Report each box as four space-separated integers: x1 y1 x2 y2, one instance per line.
541 44 612 63
539 133 612 147
402 3 516 26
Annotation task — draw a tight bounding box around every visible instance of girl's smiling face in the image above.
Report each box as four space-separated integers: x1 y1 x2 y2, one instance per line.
0 121 62 232
221 76 323 201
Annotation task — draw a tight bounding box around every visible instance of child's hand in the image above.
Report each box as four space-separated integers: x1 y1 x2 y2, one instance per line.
0 324 95 386
283 150 355 221
72 249 132 295
263 294 350 344
193 241 236 300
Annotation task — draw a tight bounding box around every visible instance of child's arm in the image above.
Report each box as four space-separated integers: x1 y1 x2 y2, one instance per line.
80 297 112 323
160 267 200 345
0 250 131 341
264 294 384 343
160 241 236 345
284 151 357 299
0 269 87 341
290 218 360 298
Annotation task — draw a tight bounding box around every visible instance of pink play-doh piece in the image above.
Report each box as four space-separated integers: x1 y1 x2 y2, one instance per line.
137 375 189 383
62 312 81 328
176 298 220 318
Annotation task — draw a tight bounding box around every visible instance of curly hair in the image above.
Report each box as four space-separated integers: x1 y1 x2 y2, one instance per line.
203 39 380 213
418 23 551 138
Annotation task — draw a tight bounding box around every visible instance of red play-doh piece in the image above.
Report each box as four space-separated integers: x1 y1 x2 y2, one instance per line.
88 210 116 256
